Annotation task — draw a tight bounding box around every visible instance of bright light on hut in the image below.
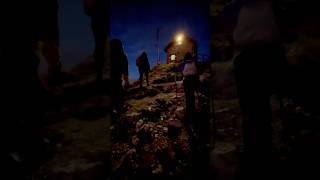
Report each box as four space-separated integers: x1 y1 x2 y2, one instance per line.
175 33 184 45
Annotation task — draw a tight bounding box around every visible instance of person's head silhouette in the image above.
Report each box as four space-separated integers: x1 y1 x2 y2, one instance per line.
110 39 124 53
184 52 193 62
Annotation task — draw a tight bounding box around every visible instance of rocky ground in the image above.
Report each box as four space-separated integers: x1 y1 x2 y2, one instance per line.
33 56 112 180
111 63 212 179
31 30 320 179
210 57 320 179
32 60 211 180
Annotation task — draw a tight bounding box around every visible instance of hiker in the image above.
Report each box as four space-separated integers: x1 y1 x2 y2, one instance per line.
230 0 293 175
110 39 129 113
182 52 199 116
2 0 63 178
84 0 109 85
136 52 150 88
42 0 62 86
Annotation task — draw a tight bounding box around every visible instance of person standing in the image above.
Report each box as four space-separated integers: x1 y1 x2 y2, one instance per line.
231 0 289 176
2 0 62 178
110 39 129 113
136 52 150 88
182 52 199 116
84 0 109 85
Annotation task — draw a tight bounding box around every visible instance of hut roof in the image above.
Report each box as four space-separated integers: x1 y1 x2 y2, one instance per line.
164 37 197 52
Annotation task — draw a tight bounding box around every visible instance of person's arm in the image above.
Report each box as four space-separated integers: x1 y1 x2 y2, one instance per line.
37 0 63 91
36 40 63 95
84 0 95 16
122 53 129 88
178 62 185 72
147 58 150 71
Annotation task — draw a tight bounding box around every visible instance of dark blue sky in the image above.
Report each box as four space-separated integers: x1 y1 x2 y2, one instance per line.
110 0 210 80
58 0 93 70
57 0 210 81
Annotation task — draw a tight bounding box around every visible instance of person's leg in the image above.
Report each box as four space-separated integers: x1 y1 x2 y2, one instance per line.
184 77 195 114
189 79 196 114
139 68 143 88
234 48 273 177
111 79 124 113
91 18 107 84
145 71 149 86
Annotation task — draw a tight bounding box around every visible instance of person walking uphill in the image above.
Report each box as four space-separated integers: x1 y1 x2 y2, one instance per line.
136 52 150 88
2 0 64 178
84 0 109 85
182 52 199 116
110 39 129 113
230 0 290 177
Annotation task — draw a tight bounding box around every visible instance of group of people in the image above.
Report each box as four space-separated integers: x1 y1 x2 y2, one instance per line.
3 0 64 178
109 43 200 117
94 0 305 178
108 38 151 114
2 0 109 178
2 0 305 178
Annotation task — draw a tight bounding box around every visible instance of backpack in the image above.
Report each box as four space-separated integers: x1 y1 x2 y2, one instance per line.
136 57 142 66
183 61 197 76
84 0 94 16
233 1 281 49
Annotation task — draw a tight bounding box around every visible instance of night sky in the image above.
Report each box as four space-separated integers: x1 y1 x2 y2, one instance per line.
54 0 210 81
58 0 93 70
110 0 211 81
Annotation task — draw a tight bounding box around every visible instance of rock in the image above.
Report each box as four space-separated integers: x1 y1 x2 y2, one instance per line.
168 119 182 138
135 119 145 132
175 106 185 120
168 119 182 128
140 108 161 121
36 160 108 180
128 87 160 100
152 164 163 174
213 142 236 156
131 135 139 146
125 112 141 124
216 108 231 113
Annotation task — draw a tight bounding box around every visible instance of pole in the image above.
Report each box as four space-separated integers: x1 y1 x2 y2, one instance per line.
156 28 160 65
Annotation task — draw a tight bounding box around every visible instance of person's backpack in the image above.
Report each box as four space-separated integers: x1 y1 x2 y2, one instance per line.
233 1 281 49
136 57 142 66
84 0 94 16
183 61 197 76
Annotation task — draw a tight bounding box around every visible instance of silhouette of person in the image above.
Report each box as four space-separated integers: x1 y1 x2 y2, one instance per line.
2 0 62 178
231 0 287 175
110 39 129 113
84 0 109 85
41 0 61 86
183 52 199 116
136 52 150 88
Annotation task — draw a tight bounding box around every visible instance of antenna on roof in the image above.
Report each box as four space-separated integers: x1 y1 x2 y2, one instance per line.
156 28 160 65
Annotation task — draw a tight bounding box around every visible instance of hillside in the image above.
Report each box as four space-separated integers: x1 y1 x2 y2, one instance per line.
111 62 212 179
32 61 212 180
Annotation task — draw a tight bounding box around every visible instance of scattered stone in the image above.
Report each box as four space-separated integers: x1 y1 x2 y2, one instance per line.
168 119 182 128
131 135 139 146
175 106 185 120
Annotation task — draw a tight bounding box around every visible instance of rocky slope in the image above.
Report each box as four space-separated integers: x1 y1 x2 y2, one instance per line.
111 63 212 179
